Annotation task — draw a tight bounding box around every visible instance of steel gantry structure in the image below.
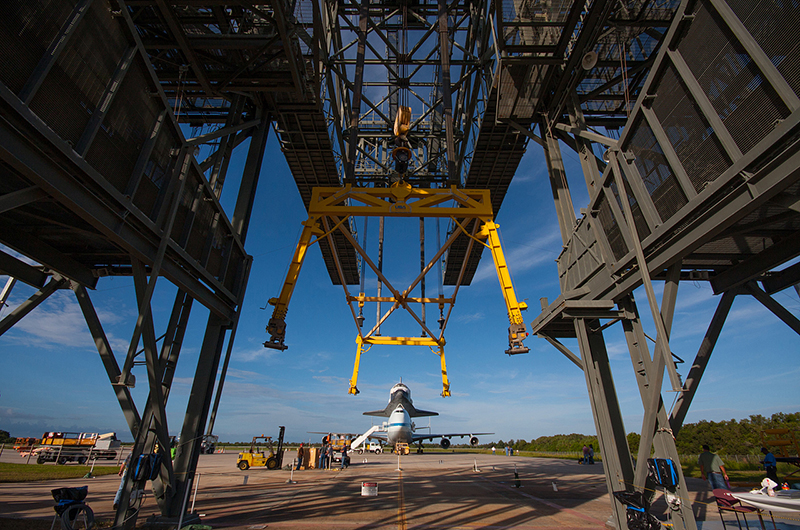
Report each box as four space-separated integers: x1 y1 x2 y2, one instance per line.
1 0 798 528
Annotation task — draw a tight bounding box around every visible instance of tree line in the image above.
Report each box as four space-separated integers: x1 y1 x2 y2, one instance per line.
486 412 800 456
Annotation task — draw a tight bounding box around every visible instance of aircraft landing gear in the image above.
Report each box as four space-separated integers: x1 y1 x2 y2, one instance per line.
417 442 424 454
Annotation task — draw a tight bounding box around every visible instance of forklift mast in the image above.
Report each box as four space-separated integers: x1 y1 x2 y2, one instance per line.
276 426 286 468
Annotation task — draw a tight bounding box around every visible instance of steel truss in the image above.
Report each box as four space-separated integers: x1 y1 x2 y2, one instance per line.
321 0 492 188
0 0 268 527
530 0 800 528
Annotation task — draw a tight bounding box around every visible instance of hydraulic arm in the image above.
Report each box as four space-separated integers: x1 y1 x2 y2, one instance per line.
479 221 529 355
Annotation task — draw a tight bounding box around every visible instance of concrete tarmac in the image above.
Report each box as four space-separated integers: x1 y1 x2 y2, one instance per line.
2 451 800 529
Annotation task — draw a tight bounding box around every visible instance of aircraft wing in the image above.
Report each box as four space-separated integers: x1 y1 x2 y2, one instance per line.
410 408 439 417
362 407 392 417
411 432 493 442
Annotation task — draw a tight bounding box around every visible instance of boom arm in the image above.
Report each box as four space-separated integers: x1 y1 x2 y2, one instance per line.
264 217 323 350
480 220 530 355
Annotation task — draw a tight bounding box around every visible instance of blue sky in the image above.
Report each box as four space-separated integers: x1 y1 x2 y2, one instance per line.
1 130 798 445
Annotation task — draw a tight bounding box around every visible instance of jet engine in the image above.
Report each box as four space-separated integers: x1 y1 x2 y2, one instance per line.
440 438 451 449
469 436 479 447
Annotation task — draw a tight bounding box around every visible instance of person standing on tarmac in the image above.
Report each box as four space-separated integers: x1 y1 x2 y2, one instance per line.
761 447 779 484
698 444 728 489
319 443 328 470
296 443 305 469
341 444 349 469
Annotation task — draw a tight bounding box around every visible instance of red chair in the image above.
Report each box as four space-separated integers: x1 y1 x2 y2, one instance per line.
712 489 776 530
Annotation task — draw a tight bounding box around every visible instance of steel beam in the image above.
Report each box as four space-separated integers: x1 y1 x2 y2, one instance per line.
73 284 141 437
126 109 168 200
0 218 97 288
0 186 48 214
437 0 457 185
346 0 369 184
542 123 576 244
0 251 47 289
155 0 214 95
119 150 190 385
0 276 66 336
710 229 800 294
541 335 583 370
761 262 800 295
207 95 245 198
610 152 682 391
745 281 800 335
75 47 137 157
670 290 736 434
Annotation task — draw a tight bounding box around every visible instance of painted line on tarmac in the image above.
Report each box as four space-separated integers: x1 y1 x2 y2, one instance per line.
397 470 407 530
477 475 605 526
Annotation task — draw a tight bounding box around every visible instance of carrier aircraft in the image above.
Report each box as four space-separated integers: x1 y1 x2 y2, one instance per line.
357 382 492 452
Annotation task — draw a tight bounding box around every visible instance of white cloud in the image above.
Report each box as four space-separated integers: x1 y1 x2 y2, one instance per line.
235 346 280 362
5 291 94 349
471 231 561 284
454 311 484 323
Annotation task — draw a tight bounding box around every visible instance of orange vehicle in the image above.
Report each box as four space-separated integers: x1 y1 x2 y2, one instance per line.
13 437 38 453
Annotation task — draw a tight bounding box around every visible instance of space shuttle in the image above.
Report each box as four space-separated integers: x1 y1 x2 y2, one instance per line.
362 382 438 418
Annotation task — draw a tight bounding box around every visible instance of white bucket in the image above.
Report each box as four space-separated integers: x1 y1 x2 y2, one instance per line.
361 482 378 496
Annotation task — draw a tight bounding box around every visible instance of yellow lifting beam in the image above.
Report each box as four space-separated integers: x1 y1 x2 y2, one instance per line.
349 335 450 396
265 183 527 396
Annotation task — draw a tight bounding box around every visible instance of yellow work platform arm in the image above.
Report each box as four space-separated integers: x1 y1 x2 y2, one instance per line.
479 220 530 355
264 216 325 350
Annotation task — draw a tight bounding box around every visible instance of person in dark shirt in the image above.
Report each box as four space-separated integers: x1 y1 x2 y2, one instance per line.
761 447 779 484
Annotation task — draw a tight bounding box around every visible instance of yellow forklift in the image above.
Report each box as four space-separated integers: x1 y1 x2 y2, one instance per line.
394 442 410 455
237 426 285 470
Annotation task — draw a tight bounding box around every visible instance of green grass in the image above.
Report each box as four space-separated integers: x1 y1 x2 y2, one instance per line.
0 462 120 483
679 460 796 485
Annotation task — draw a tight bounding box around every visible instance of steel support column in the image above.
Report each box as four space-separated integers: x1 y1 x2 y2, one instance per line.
170 313 229 517
574 318 633 529
619 268 697 529
112 286 193 528
208 256 252 434
232 113 271 244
